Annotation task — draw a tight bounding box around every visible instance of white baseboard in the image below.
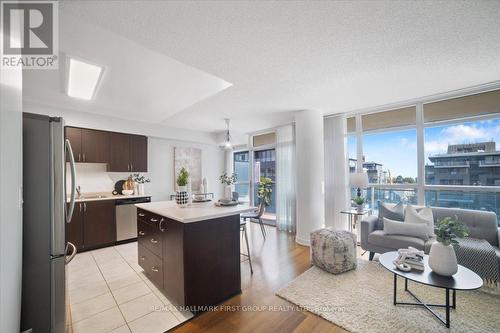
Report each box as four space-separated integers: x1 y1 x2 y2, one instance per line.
295 235 310 246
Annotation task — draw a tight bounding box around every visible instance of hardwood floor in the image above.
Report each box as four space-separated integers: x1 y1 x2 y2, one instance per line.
171 222 351 333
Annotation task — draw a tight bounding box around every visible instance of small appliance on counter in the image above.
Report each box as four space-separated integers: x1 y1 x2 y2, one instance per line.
113 179 126 195
113 177 135 195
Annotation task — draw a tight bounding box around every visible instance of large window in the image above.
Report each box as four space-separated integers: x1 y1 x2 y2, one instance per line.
363 129 417 184
348 88 500 225
347 134 357 174
425 118 500 186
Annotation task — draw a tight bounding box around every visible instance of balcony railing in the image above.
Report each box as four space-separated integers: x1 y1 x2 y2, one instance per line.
352 185 500 226
479 160 500 167
433 161 470 168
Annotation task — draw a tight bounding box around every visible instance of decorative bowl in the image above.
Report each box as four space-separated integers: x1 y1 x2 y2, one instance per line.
122 190 134 195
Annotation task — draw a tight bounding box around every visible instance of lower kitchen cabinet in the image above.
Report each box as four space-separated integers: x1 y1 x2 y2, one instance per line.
66 200 116 251
66 203 84 251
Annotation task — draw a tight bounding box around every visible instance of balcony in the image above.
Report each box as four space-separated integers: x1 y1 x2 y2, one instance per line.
433 161 470 168
479 160 500 167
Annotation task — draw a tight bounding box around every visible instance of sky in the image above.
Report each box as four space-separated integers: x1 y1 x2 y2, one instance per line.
348 118 500 178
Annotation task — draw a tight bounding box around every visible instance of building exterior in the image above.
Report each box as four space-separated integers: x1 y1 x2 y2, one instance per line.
425 142 500 186
349 158 388 184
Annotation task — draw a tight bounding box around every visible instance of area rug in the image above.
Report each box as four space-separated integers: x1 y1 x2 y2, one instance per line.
276 260 500 333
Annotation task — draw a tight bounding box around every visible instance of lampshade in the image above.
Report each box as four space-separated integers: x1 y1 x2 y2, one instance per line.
349 172 369 189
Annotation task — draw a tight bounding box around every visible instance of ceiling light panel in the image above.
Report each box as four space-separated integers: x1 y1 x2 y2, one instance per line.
67 57 104 100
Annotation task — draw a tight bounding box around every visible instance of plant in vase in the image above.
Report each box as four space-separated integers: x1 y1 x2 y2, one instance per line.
353 196 365 212
132 173 150 195
428 216 468 276
175 168 189 207
257 177 273 207
219 172 237 201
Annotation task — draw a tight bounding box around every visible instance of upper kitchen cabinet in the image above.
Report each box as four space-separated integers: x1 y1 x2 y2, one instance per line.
65 127 83 162
65 127 109 163
130 135 148 172
109 132 131 172
109 132 148 172
82 129 110 163
65 126 148 171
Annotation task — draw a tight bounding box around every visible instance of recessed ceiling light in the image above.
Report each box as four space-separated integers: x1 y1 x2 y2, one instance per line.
67 57 104 100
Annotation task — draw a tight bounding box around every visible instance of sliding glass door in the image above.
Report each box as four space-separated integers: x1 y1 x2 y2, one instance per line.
253 149 276 216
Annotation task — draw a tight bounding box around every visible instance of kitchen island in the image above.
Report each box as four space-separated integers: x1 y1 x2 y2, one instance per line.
135 201 255 311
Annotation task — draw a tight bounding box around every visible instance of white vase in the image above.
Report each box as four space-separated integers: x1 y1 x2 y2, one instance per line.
224 185 233 200
137 183 145 196
356 204 364 213
428 242 458 276
176 185 188 207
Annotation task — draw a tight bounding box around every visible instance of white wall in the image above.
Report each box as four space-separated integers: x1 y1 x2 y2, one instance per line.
140 137 224 201
0 67 23 331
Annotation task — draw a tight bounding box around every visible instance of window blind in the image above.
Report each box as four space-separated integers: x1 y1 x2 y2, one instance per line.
424 89 500 123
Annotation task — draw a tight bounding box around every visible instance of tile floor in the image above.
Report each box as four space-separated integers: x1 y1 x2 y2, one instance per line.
67 242 193 333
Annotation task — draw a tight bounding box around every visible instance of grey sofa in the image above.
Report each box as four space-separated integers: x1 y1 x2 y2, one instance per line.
360 206 500 264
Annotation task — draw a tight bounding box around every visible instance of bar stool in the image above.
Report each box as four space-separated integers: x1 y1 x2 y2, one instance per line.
240 220 253 274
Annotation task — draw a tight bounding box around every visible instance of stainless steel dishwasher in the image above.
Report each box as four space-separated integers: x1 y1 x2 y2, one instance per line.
115 196 151 241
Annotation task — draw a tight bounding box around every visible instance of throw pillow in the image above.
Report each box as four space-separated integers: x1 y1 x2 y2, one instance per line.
405 204 435 237
377 201 404 230
383 217 429 240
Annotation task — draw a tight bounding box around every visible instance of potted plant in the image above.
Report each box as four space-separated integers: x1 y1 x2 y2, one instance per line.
353 196 365 212
219 172 237 201
257 177 273 207
175 167 189 207
428 216 468 276
132 173 150 196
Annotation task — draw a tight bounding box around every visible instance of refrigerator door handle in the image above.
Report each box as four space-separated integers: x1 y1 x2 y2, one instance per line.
65 139 77 223
65 242 77 265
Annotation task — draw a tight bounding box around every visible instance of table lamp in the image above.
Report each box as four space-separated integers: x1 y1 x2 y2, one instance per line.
349 172 369 198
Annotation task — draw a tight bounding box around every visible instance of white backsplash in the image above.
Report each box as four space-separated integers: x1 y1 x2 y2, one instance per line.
66 163 115 193
66 163 149 194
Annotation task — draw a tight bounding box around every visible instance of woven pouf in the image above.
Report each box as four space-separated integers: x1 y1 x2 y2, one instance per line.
310 228 357 274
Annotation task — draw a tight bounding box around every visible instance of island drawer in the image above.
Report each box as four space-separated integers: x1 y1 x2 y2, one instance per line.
137 219 163 257
138 244 163 289
137 209 164 227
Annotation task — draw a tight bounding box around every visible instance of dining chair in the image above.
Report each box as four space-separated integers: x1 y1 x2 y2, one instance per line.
241 200 266 239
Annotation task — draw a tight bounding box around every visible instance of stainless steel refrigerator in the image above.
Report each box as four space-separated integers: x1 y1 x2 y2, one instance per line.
22 113 77 333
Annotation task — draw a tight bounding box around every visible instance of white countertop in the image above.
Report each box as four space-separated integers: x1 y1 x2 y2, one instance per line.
135 200 256 223
67 192 151 203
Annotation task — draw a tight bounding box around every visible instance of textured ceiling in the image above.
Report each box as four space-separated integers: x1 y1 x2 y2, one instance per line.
29 1 500 133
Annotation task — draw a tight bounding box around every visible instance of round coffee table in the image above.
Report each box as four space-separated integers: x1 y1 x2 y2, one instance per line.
379 251 483 328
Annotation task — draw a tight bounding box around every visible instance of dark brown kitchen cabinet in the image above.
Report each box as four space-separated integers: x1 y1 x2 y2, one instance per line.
65 127 109 163
136 208 240 309
109 132 131 172
65 127 82 162
66 200 116 251
83 200 116 248
81 129 109 163
130 135 148 172
65 126 148 171
66 203 84 251
109 133 148 172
